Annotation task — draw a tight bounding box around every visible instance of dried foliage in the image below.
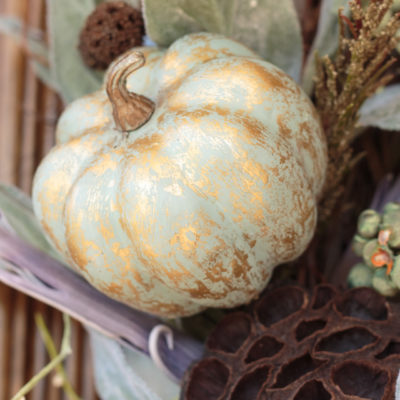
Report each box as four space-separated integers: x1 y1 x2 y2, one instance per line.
78 1 145 70
316 0 400 221
181 285 400 399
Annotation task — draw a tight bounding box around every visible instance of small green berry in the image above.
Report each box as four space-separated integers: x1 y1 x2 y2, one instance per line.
357 209 381 239
348 263 373 288
362 239 380 268
386 227 400 249
382 202 400 215
372 268 398 297
352 234 369 257
389 256 400 288
382 203 400 248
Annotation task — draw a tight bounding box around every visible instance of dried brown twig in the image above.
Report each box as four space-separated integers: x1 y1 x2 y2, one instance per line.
316 0 400 221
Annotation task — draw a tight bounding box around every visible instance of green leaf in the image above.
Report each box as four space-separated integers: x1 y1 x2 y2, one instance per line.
46 0 104 103
231 0 303 81
124 0 142 8
358 84 400 130
142 0 303 81
142 0 201 47
89 330 179 400
302 0 350 93
0 184 63 263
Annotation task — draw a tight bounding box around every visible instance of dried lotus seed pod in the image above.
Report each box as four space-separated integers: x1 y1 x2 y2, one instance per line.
181 285 400 400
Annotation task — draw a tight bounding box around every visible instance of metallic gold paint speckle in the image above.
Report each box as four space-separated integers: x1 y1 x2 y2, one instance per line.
32 33 327 318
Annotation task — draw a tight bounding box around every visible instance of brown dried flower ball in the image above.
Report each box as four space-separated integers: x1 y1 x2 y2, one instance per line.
78 1 144 70
181 285 400 400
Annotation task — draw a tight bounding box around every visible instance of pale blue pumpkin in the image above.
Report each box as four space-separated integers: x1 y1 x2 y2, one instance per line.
32 33 327 317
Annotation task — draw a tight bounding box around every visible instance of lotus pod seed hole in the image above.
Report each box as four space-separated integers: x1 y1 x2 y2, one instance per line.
375 340 400 359
256 286 306 328
293 380 332 400
185 358 230 400
315 327 378 354
207 313 252 354
295 319 327 342
245 335 284 363
230 366 270 400
272 353 325 388
311 285 337 309
335 288 389 321
332 361 388 399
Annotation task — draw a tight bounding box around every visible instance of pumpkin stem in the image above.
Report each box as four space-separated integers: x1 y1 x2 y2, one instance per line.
106 50 155 132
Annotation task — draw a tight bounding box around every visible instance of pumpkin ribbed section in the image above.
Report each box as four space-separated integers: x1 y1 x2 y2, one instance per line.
33 33 327 317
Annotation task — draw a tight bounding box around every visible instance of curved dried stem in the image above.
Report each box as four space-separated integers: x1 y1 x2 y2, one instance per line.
106 50 155 132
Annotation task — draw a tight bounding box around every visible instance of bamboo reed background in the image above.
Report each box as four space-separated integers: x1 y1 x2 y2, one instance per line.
1 1 400 399
0 0 98 398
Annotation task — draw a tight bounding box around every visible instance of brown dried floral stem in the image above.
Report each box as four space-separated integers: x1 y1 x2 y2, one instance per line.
315 0 400 222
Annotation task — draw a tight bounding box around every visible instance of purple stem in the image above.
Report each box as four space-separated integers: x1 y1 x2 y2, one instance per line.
0 227 203 380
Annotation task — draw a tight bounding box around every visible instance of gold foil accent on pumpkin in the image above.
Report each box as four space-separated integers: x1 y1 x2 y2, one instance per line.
33 33 326 318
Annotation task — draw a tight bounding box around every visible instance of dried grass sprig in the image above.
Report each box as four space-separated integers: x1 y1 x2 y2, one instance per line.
316 0 400 221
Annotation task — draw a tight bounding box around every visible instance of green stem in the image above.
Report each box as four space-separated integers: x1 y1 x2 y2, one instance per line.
35 314 81 400
11 314 74 400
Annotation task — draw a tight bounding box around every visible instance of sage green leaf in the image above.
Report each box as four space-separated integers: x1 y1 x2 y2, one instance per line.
142 0 202 47
230 0 303 82
46 0 104 104
0 16 58 91
358 85 400 130
124 0 141 8
0 184 63 263
142 0 303 81
90 330 179 400
302 0 350 93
